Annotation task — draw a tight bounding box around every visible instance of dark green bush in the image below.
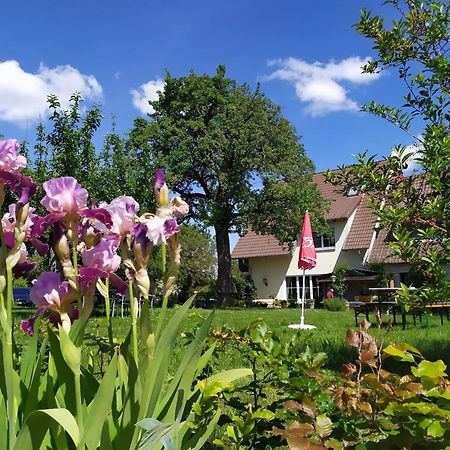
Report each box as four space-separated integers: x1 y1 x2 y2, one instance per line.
323 297 348 311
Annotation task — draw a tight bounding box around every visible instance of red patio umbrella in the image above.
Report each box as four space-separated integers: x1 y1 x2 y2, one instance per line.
298 210 317 270
289 211 317 330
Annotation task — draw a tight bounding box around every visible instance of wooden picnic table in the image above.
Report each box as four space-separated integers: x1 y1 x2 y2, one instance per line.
349 301 400 327
350 287 450 329
410 302 450 327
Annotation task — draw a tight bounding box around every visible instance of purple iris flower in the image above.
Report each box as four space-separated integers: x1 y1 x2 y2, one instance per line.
34 177 112 240
0 171 37 205
154 169 165 194
21 272 75 335
145 215 180 245
0 139 27 174
78 266 108 290
41 177 88 214
100 195 139 236
82 236 121 274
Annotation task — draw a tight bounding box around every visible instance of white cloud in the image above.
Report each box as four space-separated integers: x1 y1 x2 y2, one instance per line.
130 79 165 115
0 60 103 127
266 56 381 116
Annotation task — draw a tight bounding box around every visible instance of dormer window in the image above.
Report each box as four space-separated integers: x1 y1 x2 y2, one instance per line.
238 258 249 272
347 187 359 197
313 232 335 249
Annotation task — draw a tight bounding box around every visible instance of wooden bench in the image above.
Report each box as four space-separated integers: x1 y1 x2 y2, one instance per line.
408 302 450 328
349 301 400 327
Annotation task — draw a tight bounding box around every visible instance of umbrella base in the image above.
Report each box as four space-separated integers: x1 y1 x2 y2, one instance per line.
288 324 316 330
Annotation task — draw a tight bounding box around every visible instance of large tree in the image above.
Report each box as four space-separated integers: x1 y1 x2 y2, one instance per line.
327 0 450 306
128 66 327 306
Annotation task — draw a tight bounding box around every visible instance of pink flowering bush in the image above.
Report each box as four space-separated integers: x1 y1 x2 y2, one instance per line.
0 138 250 450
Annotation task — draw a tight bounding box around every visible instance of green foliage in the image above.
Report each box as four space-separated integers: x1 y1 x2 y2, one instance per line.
96 118 144 207
31 93 102 208
30 96 156 213
2 297 252 449
211 321 328 448
12 277 29 288
368 262 393 288
232 262 256 305
327 0 450 307
176 225 216 303
332 264 349 298
275 321 450 449
323 297 348 311
127 65 327 305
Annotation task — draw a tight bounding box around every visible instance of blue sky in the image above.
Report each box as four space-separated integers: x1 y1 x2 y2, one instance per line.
1 1 415 247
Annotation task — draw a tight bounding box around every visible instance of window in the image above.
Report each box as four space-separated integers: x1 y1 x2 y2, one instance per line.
286 277 298 300
286 276 320 300
313 232 335 249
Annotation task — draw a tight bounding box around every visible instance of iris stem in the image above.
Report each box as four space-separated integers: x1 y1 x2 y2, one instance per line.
1 289 16 449
72 246 81 310
6 268 13 327
104 278 114 350
155 244 168 342
128 279 139 365
139 294 151 344
0 217 16 448
161 244 167 280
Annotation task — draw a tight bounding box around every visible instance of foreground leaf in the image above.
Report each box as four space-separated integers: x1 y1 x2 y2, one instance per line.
14 408 79 450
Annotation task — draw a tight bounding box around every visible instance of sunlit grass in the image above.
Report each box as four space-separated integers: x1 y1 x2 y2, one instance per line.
14 306 449 373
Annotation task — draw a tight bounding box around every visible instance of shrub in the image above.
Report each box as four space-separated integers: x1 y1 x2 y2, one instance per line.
276 321 450 449
232 264 257 303
332 264 349 297
12 277 30 288
323 297 348 311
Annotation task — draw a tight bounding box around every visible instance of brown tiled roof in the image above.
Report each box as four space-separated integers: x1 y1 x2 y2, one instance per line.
344 195 376 250
312 172 361 220
368 229 405 264
231 230 290 258
232 171 362 258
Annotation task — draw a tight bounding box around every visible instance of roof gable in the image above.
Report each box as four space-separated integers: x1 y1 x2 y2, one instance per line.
312 172 361 220
231 229 290 258
232 171 365 259
343 195 376 250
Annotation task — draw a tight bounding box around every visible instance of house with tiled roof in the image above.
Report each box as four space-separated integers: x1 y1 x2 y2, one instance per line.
232 171 409 302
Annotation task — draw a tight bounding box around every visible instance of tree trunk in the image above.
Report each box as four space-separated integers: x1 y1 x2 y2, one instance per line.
214 223 233 307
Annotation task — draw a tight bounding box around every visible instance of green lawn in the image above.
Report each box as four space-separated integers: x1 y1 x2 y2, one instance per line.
83 307 450 372
14 306 449 372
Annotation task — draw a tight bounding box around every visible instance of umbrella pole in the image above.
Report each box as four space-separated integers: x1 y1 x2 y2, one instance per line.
300 268 305 326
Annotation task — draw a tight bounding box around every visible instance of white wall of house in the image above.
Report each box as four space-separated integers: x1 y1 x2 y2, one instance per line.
383 263 410 287
382 264 450 287
338 249 368 269
247 210 360 300
286 211 357 277
248 254 291 299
